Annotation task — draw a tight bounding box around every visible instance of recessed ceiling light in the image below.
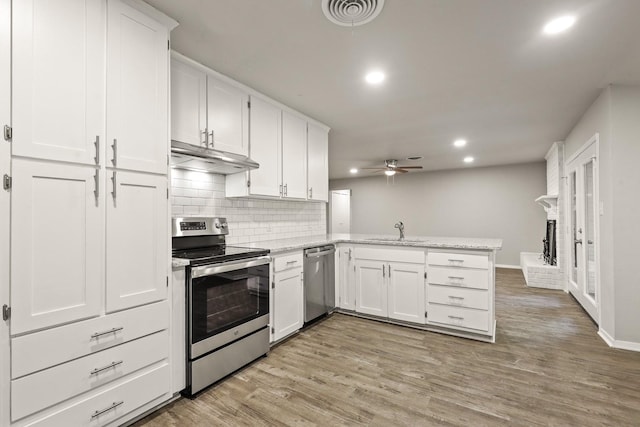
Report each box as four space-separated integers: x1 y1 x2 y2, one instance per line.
384 170 396 176
350 168 358 174
365 71 385 85
463 156 474 163
453 139 467 148
543 15 576 35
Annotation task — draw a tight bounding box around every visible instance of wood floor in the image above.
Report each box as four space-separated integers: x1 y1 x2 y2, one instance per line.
134 269 640 426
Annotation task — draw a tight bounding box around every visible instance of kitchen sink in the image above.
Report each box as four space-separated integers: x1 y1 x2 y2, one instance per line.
366 237 424 243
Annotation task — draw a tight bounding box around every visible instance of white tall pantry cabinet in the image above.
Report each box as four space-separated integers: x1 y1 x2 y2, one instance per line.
3 1 177 426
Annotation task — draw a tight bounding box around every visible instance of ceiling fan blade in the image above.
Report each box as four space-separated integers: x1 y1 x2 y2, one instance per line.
366 169 386 173
360 167 386 170
395 169 409 173
395 166 423 169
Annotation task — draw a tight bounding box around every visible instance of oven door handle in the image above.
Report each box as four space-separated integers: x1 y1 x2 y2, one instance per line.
191 255 272 278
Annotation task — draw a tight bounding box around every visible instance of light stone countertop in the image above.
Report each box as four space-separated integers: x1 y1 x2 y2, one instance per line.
171 234 502 266
238 233 503 254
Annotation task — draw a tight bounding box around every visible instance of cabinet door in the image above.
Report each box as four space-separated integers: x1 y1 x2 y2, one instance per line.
355 259 387 317
10 159 102 335
106 0 169 174
388 262 426 324
171 58 207 147
281 111 307 199
12 0 104 165
272 268 303 341
106 171 167 312
307 123 329 202
248 96 281 197
338 247 356 311
207 75 249 156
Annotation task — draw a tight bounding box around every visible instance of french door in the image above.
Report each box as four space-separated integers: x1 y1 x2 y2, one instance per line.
567 136 599 322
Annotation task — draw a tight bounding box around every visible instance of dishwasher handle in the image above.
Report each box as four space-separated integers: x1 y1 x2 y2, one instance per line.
305 247 336 258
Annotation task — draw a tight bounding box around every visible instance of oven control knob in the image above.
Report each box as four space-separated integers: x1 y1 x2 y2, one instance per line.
214 223 220 229
221 223 228 228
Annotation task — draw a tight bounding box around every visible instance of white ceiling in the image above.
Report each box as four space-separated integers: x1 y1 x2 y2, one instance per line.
146 0 640 179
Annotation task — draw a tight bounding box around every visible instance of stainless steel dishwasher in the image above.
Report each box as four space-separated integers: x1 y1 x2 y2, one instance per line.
303 244 336 323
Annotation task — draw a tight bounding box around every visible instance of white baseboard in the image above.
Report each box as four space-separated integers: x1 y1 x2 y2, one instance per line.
598 329 640 352
598 329 615 347
496 264 521 269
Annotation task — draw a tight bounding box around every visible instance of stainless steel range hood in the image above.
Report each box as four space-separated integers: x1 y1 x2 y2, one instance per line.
170 140 259 174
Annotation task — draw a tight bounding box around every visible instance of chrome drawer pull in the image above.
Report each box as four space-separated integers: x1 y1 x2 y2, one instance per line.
448 315 464 320
448 276 464 280
90 401 123 419
448 258 464 263
90 326 123 340
286 260 298 264
90 360 123 376
449 296 464 299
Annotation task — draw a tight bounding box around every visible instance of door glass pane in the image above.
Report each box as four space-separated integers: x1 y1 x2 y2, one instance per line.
584 161 596 300
570 171 578 283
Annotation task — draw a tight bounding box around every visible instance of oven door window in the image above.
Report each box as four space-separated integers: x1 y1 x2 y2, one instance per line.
191 264 269 343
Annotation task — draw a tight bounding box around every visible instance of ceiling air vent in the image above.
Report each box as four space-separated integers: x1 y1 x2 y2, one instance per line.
322 0 385 27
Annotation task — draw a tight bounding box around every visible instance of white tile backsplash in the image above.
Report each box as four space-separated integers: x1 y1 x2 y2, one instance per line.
171 169 326 244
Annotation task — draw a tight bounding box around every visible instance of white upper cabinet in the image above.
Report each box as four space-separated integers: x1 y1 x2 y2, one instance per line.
106 0 169 175
10 159 102 335
246 96 281 197
307 123 329 202
12 0 105 165
170 56 249 156
281 111 307 200
171 58 207 147
106 170 168 312
207 75 249 156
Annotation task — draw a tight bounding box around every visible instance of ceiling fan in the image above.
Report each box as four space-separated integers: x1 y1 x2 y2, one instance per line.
361 159 423 176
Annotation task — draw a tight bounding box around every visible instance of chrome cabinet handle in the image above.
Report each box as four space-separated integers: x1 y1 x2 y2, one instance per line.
110 171 117 200
90 401 124 420
279 184 283 196
575 239 583 245
448 258 463 263
448 315 464 320
388 264 391 278
382 264 385 278
448 276 464 280
94 135 100 165
201 129 208 146
93 169 99 201
309 187 313 199
284 184 288 197
90 326 123 340
209 130 214 147
348 249 352 260
90 360 123 376
111 138 118 166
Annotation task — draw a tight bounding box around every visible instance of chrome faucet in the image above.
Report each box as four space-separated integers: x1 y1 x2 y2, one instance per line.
394 221 405 240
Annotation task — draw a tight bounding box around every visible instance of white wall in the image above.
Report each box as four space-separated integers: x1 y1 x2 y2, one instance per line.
171 169 326 244
564 84 640 345
330 162 547 266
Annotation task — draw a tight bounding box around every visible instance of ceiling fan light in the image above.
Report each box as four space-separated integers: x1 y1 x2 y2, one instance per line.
384 170 396 176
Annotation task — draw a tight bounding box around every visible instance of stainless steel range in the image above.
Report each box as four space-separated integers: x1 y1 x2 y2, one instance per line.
172 217 270 396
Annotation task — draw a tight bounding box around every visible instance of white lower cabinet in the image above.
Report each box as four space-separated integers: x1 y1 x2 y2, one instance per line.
337 246 356 311
16 363 170 427
11 330 168 421
270 252 304 342
353 246 426 323
426 249 495 339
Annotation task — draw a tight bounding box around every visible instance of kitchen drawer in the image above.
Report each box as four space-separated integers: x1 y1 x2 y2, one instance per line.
427 303 489 332
12 300 169 379
428 266 489 290
21 363 170 427
273 252 303 272
427 284 489 310
12 330 168 421
427 251 488 269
